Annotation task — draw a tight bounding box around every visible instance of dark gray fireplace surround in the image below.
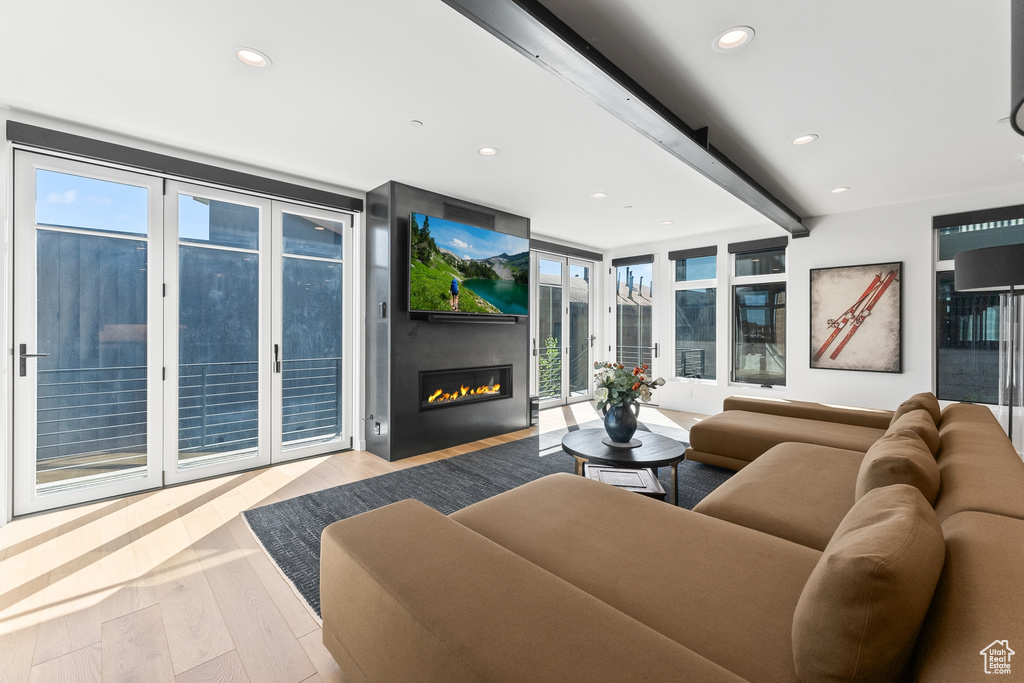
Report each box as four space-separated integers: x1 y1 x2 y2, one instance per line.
364 181 531 460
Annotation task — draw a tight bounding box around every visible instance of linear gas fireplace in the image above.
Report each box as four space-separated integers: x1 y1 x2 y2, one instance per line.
420 365 512 411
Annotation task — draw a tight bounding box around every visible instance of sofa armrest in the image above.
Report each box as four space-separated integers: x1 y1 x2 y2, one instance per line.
321 499 745 683
723 395 893 429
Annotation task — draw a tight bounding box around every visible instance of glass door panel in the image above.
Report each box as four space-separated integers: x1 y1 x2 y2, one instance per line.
13 153 163 515
164 183 271 483
532 254 595 405
567 263 592 397
273 205 351 461
536 257 564 402
615 263 655 368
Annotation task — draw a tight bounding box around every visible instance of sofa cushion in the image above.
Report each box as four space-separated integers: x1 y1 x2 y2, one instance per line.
693 442 864 550
792 484 945 683
453 473 821 683
320 498 746 683
723 395 894 429
911 511 1024 681
855 430 940 504
886 408 940 455
933 407 1024 521
687 410 886 466
891 391 941 426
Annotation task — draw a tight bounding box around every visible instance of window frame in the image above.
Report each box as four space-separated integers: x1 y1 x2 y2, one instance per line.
730 248 787 387
672 252 717 382
932 205 1024 405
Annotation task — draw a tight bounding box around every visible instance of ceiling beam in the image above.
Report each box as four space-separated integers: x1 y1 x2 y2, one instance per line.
441 0 809 237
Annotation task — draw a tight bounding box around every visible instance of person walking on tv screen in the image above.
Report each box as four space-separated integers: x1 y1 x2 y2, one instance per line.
450 277 460 311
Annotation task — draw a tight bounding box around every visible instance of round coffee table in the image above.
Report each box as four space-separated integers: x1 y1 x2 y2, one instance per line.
561 428 686 505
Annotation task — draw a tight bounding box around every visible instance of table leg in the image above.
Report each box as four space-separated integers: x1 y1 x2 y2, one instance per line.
573 455 587 476
670 463 679 506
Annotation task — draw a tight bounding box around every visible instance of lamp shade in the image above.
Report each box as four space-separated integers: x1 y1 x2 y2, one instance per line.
954 243 1024 291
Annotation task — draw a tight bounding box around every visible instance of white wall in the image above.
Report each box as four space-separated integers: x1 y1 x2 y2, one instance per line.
604 183 1024 417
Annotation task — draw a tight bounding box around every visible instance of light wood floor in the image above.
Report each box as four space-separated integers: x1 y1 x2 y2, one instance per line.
0 403 706 683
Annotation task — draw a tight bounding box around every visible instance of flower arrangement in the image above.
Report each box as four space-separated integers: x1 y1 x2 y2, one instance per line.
593 361 665 409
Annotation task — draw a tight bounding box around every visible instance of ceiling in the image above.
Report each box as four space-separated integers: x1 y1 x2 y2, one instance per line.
1 1 1021 250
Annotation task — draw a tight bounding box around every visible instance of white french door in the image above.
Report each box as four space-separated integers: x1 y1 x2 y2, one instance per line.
13 152 165 515
531 252 595 405
162 182 273 484
271 202 353 463
13 154 355 512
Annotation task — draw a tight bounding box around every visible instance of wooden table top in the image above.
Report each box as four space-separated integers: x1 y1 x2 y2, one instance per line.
561 428 686 469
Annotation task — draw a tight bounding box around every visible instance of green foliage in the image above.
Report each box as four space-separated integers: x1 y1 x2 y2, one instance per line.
410 256 500 313
410 214 436 265
538 336 561 395
593 361 664 410
457 260 499 280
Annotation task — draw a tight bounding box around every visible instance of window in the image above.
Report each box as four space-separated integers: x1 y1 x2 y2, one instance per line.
735 247 785 276
934 206 1024 403
935 271 1000 403
614 260 654 368
672 250 716 379
729 238 787 386
733 283 786 385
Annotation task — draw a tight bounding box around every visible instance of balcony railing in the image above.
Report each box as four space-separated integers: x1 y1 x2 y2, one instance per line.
615 344 654 370
36 365 148 486
34 358 344 483
676 348 706 378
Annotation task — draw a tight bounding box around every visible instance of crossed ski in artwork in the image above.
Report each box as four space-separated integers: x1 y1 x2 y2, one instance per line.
814 269 899 362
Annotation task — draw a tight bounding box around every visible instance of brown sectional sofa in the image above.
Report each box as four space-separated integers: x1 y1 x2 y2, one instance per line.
320 394 1024 682
685 394 895 469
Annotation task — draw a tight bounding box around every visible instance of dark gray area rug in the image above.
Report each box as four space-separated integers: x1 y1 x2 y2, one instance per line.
244 422 733 616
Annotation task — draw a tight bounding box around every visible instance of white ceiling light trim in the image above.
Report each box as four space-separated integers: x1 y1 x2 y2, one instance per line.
591 192 607 198
478 146 500 156
830 186 850 193
713 26 754 52
235 47 272 68
791 134 818 145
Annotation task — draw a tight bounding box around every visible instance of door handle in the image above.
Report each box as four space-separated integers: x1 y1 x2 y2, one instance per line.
19 343 49 377
273 344 282 374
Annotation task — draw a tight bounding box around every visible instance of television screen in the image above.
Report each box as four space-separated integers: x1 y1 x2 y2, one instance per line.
409 212 529 315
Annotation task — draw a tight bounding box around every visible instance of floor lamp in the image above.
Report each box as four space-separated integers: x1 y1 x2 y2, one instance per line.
954 244 1024 452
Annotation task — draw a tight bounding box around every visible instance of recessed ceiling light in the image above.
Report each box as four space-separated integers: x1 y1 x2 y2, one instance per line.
478 146 500 156
624 205 633 209
409 120 424 128
713 26 754 52
236 47 272 68
792 134 818 145
314 226 325 231
830 186 850 193
661 220 674 225
591 192 608 199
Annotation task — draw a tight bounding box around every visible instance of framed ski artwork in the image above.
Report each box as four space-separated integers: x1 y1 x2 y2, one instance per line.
810 262 902 373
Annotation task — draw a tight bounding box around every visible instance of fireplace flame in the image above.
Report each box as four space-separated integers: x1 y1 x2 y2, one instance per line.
425 383 502 405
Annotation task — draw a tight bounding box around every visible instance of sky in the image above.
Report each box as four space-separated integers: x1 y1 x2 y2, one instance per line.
412 212 527 261
36 169 148 235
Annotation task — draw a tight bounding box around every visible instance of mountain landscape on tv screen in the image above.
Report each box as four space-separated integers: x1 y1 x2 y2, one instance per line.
410 213 529 315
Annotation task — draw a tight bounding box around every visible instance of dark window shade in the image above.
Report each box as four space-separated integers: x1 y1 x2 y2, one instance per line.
668 246 717 261
530 238 603 262
611 254 654 267
8 121 363 213
728 236 788 254
933 204 1024 230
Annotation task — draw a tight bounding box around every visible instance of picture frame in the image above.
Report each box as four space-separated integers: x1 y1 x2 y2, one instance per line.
809 261 902 373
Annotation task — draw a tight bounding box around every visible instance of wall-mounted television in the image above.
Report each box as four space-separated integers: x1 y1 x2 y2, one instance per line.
409 212 529 316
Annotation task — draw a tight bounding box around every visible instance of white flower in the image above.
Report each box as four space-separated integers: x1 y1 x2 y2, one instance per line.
595 387 609 402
